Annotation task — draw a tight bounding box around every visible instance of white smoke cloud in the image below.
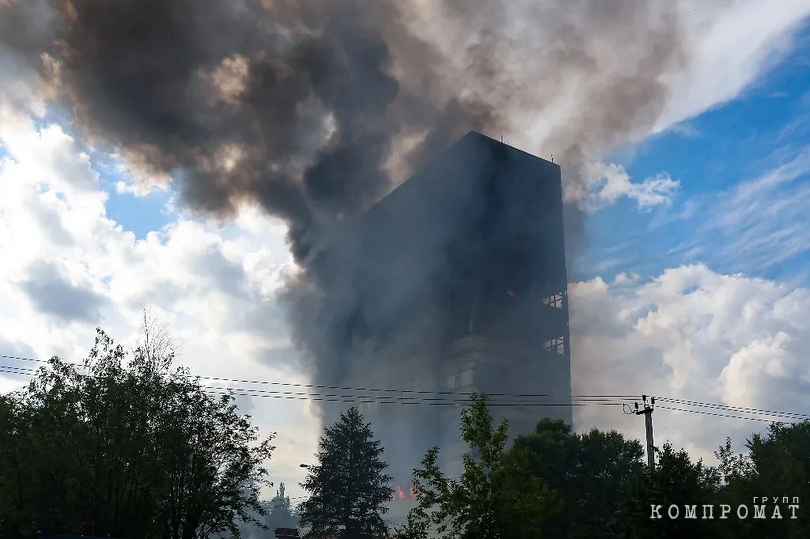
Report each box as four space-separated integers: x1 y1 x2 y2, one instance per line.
403 0 810 209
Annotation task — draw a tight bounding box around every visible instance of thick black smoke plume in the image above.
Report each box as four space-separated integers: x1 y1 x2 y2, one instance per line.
1 0 499 261
0 0 687 397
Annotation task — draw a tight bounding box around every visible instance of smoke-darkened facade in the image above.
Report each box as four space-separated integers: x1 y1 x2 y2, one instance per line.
322 131 571 512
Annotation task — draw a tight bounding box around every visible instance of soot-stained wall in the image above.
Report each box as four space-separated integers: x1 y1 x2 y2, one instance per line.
319 131 571 491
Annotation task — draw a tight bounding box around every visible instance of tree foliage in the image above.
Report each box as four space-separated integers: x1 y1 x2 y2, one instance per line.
712 423 810 539
622 443 722 539
299 406 394 539
398 396 810 539
509 418 644 539
0 326 274 539
405 394 558 539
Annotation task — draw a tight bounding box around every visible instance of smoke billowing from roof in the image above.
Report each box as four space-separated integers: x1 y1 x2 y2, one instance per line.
0 0 687 392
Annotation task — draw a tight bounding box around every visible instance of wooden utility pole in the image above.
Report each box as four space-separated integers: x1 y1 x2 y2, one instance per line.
635 395 656 468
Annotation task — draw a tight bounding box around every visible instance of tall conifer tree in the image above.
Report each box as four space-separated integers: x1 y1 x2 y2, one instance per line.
300 407 393 539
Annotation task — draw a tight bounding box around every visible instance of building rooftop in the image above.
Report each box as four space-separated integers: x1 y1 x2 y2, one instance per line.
357 131 559 230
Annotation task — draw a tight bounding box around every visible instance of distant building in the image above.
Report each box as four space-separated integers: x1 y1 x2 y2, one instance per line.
323 131 571 523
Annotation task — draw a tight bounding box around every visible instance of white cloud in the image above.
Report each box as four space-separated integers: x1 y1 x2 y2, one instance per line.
580 161 680 211
570 264 810 462
665 122 702 139
613 272 640 285
0 100 317 500
653 0 810 131
690 145 810 273
114 179 166 197
649 141 810 276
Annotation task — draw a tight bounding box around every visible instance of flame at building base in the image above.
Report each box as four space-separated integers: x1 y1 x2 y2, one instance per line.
389 483 422 502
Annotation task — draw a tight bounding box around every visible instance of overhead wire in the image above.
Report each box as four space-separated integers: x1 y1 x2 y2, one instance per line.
5 355 807 515
0 354 633 403
0 363 626 407
2 353 807 507
0 353 635 399
655 405 782 423
618 394 810 423
1 353 808 422
653 395 810 421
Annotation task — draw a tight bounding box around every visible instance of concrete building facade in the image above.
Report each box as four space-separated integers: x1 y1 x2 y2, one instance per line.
322 131 571 521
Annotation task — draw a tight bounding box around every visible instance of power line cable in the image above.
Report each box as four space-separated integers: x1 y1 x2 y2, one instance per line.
202 383 630 402
197 386 628 407
2 354 808 421
0 363 798 420
0 364 628 407
0 365 35 375
0 354 634 400
655 405 793 423
654 395 810 421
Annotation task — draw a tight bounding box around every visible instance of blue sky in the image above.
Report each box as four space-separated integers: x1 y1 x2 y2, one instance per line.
576 21 810 285
100 168 175 238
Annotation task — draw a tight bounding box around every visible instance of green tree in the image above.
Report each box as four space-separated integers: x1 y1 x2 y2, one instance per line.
714 422 810 538
405 394 558 539
712 436 757 539
623 442 722 539
299 406 394 539
153 369 274 538
508 418 644 539
0 325 274 539
748 422 810 521
0 393 26 537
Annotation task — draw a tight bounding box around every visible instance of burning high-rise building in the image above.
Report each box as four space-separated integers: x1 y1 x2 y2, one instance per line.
318 131 571 518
